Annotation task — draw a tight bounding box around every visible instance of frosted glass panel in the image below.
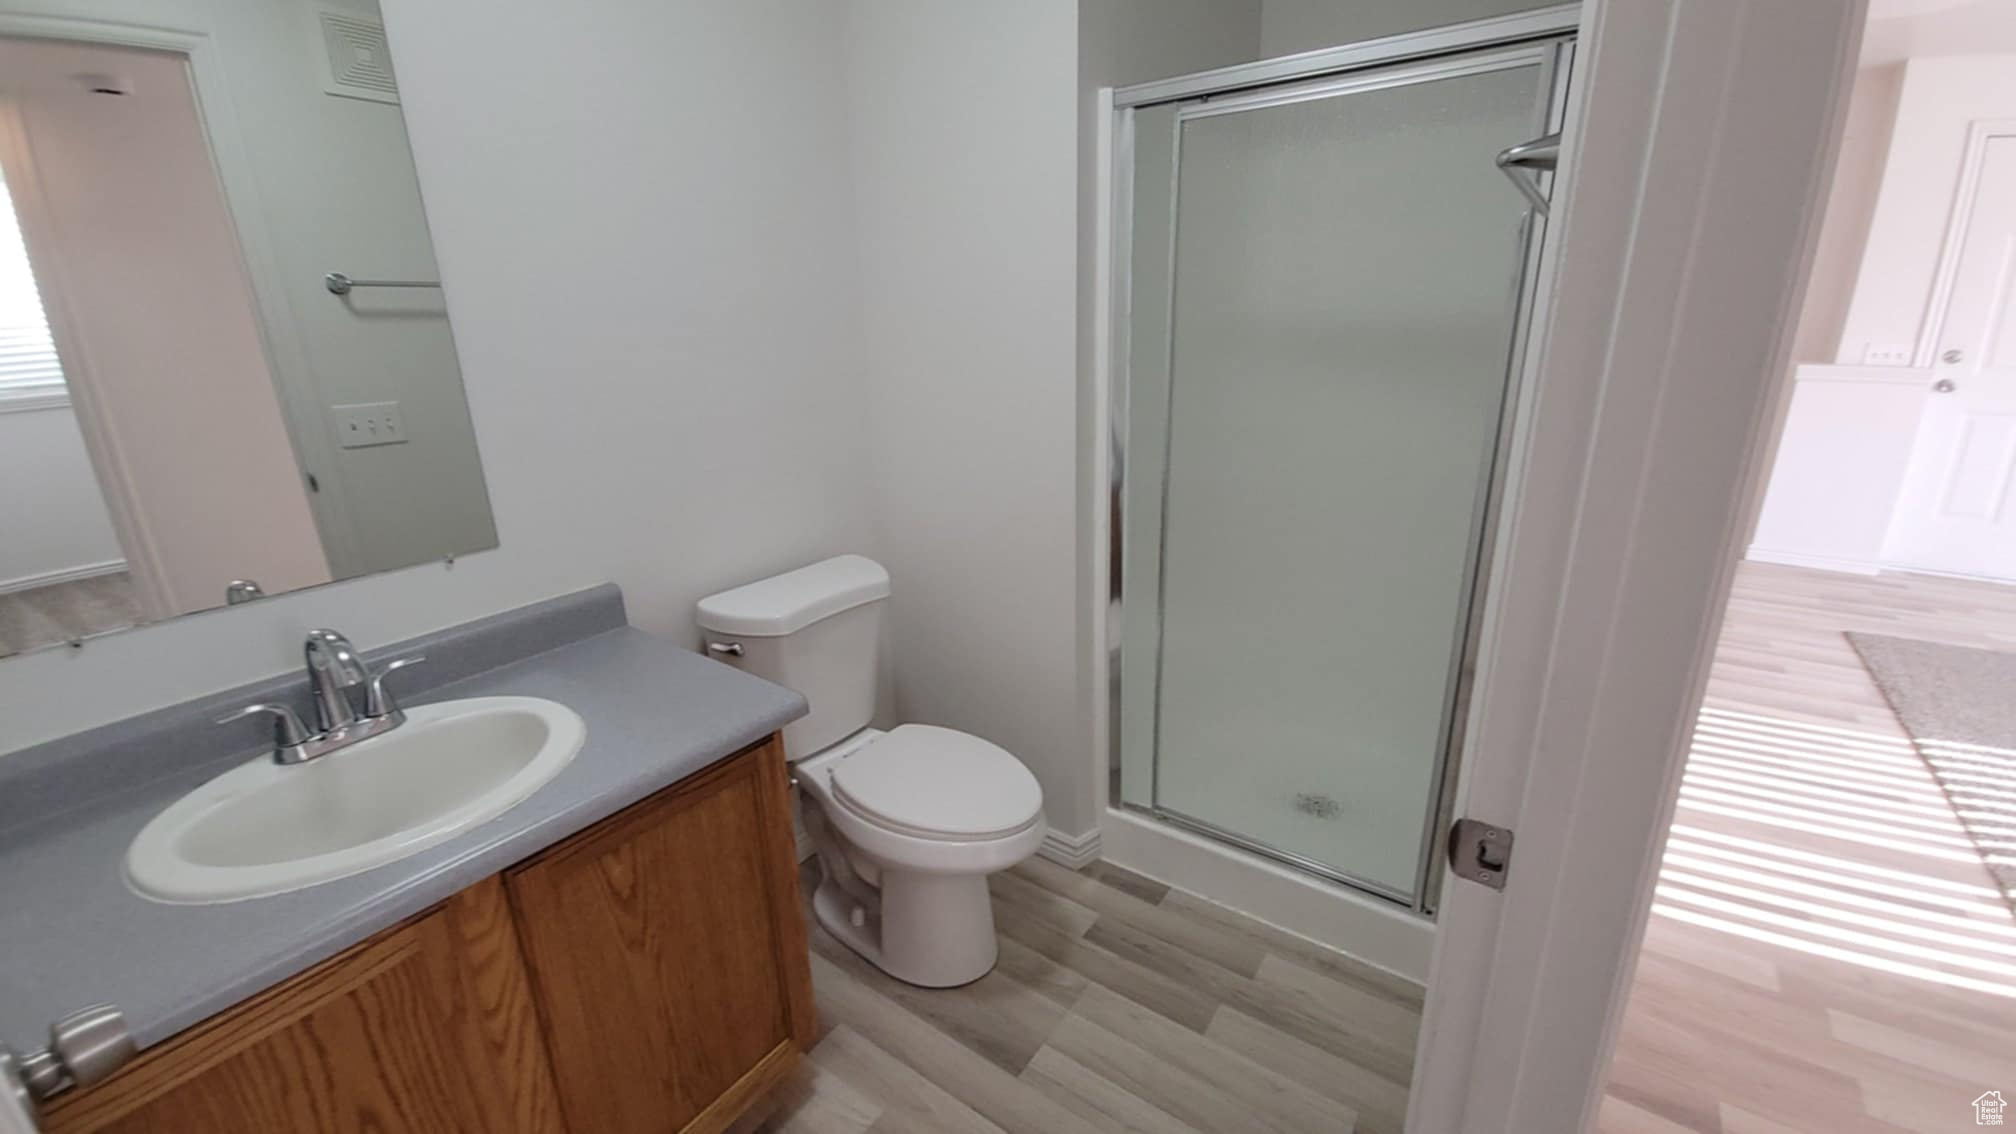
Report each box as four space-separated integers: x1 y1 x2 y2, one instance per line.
1146 61 1546 901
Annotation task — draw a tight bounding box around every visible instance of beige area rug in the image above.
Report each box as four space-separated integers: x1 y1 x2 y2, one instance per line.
1847 631 2016 912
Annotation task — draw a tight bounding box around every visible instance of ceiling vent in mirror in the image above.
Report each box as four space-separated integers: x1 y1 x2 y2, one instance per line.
315 9 399 105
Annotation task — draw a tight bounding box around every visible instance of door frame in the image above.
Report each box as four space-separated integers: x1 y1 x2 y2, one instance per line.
1087 0 1865 1130
1401 0 1864 1129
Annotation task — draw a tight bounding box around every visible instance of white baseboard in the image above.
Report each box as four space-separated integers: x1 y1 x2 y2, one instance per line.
0 559 126 595
1037 826 1102 870
1100 807 1432 983
1885 564 2016 586
1744 547 1881 575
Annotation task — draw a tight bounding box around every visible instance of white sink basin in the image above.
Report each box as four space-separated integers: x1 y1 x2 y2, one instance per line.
127 696 586 903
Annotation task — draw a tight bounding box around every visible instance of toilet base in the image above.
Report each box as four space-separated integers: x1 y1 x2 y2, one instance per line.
812 868 1001 988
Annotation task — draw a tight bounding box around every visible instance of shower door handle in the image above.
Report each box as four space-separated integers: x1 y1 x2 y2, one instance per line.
1496 132 1561 216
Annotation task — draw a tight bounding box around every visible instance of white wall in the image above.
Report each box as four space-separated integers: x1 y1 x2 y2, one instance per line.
1838 54 2016 363
1790 63 1905 364
0 0 878 753
1745 63 1907 561
844 1 1089 834
1748 366 1926 572
0 405 120 588
0 35 330 617
1082 0 1260 90
1259 0 1555 57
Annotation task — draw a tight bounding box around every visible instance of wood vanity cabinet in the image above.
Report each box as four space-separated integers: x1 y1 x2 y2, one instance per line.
41 735 816 1134
505 733 818 1133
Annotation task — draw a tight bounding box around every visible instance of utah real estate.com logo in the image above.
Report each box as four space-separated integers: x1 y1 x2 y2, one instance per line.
1979 1091 2008 1126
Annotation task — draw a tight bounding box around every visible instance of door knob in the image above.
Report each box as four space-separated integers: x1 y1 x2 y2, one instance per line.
1933 378 1957 394
1942 349 1964 364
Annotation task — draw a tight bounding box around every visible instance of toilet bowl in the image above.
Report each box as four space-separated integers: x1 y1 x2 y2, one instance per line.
696 556 1047 987
794 725 1044 986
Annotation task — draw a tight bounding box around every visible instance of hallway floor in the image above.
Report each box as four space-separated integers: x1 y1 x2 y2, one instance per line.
738 855 1422 1134
1599 562 2016 1133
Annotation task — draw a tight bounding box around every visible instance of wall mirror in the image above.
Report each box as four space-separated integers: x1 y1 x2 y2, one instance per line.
0 0 494 658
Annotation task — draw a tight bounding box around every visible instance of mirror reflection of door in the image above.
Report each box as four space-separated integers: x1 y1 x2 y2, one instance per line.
0 38 331 628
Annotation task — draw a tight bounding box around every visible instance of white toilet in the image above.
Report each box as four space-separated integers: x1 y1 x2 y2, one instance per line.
697 555 1046 988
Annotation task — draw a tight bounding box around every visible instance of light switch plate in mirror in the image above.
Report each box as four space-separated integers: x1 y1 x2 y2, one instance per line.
0 2 497 660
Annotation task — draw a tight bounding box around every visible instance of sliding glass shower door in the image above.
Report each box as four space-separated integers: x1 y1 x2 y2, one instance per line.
1116 42 1565 907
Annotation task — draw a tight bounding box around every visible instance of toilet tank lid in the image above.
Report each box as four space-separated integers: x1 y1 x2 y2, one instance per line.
696 555 891 637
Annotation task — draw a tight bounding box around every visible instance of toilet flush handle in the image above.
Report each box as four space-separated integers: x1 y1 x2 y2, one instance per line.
705 641 744 657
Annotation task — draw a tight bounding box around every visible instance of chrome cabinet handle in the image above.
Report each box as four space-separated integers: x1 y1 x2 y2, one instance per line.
20 1007 131 1097
706 641 744 657
0 1004 137 1126
0 1045 38 1133
365 655 427 718
1933 378 1957 394
1942 349 1964 364
1496 131 1561 216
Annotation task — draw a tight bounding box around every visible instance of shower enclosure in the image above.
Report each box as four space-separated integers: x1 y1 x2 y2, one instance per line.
1109 9 1576 912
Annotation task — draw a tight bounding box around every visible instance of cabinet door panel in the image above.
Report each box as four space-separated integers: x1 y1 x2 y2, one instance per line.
43 878 565 1134
507 737 814 1134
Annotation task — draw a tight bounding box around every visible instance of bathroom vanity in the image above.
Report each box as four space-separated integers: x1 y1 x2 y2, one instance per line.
0 586 817 1134
41 735 813 1134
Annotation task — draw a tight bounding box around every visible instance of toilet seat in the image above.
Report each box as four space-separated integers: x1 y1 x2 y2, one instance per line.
831 725 1042 842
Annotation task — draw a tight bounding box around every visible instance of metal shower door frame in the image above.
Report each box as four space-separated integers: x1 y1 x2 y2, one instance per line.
1105 5 1579 914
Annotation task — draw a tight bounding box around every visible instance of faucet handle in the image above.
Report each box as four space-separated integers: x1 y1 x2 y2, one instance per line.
365 655 427 719
215 703 312 760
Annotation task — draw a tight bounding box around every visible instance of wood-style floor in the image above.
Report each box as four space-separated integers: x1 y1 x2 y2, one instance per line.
0 571 139 656
747 562 2015 1134
1600 562 2016 1134
737 854 1424 1134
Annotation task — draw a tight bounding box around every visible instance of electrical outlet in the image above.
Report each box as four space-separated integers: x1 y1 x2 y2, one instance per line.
1861 343 1914 367
331 401 407 449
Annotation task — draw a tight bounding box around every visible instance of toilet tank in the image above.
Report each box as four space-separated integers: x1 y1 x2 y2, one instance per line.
695 555 889 760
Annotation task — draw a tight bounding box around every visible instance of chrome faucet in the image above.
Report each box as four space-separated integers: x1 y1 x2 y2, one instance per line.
304 629 368 732
216 629 426 765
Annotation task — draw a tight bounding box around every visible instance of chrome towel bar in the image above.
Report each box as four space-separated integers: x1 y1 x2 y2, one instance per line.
324 271 441 296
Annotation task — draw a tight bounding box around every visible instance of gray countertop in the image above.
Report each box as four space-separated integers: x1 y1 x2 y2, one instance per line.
0 590 806 1056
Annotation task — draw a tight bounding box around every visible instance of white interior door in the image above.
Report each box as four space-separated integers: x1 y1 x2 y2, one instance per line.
0 41 332 619
1885 133 2016 580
